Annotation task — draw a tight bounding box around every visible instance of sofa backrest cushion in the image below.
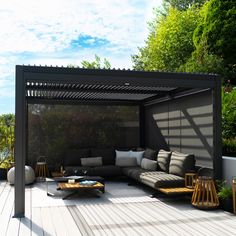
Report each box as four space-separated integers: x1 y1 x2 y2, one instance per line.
169 151 195 177
115 157 137 167
115 150 131 158
64 148 90 166
91 148 115 165
157 149 171 172
141 158 157 171
130 151 144 166
81 157 103 167
143 148 157 160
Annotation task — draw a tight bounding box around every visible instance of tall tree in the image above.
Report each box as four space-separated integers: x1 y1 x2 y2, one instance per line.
81 55 111 69
132 7 200 72
193 0 236 83
0 114 15 167
163 0 206 10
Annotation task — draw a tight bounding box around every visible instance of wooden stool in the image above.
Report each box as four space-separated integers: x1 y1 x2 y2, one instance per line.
35 156 49 179
185 173 197 189
232 178 236 214
192 176 219 209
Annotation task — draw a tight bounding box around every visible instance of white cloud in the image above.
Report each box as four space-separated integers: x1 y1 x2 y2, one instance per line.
0 0 162 114
0 0 162 53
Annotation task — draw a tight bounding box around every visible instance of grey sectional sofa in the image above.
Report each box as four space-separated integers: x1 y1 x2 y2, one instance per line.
62 147 196 190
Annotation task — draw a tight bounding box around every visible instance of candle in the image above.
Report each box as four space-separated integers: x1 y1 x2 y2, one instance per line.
68 179 75 184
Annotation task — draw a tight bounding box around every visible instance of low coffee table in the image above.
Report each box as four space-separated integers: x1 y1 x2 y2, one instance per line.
46 176 105 199
58 181 105 200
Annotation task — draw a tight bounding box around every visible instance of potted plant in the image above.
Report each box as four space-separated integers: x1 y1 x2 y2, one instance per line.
0 157 9 180
217 180 233 213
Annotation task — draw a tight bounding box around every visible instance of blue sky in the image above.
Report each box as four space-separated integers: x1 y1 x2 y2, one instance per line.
0 0 162 114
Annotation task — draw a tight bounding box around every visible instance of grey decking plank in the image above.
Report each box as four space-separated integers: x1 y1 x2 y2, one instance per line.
93 203 128 236
77 204 105 236
19 187 32 236
31 207 44 236
123 202 170 236
111 203 158 236
67 205 95 236
49 206 69 236
1 186 15 236
5 190 19 236
149 201 233 236
0 183 11 214
58 206 82 236
41 207 57 236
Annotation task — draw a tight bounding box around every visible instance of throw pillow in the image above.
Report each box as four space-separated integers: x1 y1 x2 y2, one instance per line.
115 150 131 158
115 157 137 167
141 158 157 171
169 151 195 177
81 157 103 167
130 150 144 166
143 148 157 160
157 149 171 172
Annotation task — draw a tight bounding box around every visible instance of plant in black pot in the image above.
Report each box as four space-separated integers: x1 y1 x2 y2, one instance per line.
217 180 233 213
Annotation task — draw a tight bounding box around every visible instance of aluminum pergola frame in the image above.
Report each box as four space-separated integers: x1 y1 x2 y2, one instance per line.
14 65 222 217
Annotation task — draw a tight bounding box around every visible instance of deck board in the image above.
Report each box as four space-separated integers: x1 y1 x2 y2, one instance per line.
1 180 236 236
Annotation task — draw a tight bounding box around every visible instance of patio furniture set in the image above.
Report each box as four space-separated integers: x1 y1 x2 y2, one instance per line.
45 147 220 208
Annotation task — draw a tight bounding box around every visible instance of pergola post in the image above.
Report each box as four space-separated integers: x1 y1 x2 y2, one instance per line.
213 77 222 179
14 66 26 217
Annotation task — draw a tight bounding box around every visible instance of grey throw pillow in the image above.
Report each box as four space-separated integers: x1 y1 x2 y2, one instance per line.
81 157 103 167
115 157 137 167
141 158 157 171
169 151 195 177
157 149 171 172
143 148 157 160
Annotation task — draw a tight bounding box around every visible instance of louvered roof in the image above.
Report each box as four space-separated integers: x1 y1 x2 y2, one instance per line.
18 65 218 103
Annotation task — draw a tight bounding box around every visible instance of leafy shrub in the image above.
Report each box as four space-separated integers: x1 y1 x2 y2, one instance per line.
216 180 233 200
222 138 236 157
222 86 236 157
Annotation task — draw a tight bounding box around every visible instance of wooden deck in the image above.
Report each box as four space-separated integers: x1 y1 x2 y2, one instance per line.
0 179 236 236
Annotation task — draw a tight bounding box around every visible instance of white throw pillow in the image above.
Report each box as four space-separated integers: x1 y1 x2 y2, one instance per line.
130 151 144 166
115 150 131 158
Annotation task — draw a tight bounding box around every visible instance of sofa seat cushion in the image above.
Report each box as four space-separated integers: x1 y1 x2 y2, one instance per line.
140 172 185 189
122 167 151 181
91 148 115 165
169 151 195 177
92 165 122 177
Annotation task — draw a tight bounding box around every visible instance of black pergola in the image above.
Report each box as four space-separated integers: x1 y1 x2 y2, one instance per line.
14 65 222 217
